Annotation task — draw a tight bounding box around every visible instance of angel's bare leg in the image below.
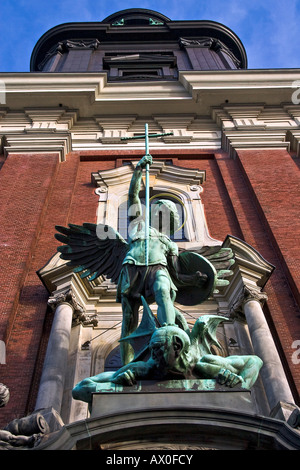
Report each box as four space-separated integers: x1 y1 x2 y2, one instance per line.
153 270 176 326
120 296 140 364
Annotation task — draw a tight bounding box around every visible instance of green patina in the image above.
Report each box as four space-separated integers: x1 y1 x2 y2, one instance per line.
55 125 263 410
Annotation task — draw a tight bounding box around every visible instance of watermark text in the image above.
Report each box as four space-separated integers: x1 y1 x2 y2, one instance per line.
292 340 300 365
0 80 6 105
291 80 300 104
0 340 6 364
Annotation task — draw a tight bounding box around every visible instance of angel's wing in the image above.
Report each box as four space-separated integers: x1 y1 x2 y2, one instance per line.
190 315 229 356
179 245 235 292
55 223 129 283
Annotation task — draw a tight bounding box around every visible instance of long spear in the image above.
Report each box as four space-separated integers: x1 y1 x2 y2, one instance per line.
121 124 173 265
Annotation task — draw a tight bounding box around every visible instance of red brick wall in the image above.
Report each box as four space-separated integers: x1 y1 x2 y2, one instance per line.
0 153 60 343
214 149 300 400
233 149 300 399
0 152 115 425
236 149 300 304
0 148 299 426
0 152 60 424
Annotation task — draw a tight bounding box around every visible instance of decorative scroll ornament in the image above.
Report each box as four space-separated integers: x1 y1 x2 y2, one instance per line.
189 184 203 193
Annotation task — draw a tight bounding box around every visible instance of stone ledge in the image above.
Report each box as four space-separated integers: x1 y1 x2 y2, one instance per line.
91 379 254 418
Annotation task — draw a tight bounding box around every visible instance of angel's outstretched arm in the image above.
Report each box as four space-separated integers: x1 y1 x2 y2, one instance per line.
128 155 152 219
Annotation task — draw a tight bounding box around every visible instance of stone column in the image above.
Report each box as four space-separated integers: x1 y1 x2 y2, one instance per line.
35 289 83 414
240 286 294 411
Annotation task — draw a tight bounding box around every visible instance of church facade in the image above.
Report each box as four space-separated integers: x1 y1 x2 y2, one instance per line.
0 9 300 450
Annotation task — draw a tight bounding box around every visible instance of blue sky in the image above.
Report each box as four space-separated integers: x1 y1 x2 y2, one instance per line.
0 0 300 72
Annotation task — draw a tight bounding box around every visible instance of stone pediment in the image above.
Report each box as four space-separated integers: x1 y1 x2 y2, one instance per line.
91 161 206 188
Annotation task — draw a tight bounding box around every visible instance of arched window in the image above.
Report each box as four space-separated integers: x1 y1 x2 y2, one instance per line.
92 161 219 247
104 345 122 372
118 190 187 241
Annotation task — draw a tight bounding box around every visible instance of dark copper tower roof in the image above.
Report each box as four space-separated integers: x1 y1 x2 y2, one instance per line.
30 8 247 73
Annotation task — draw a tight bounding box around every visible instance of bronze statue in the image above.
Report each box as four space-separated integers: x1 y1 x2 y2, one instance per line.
55 147 263 406
72 301 263 409
56 154 232 364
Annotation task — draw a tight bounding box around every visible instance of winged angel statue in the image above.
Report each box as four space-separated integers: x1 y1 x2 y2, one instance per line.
56 154 262 406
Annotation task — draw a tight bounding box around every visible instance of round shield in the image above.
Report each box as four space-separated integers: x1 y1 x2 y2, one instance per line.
175 251 217 306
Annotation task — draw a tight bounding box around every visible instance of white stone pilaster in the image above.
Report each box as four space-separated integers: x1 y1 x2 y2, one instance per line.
239 286 295 411
34 289 82 414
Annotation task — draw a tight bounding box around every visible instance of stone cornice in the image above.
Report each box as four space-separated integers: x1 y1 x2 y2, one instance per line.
221 130 290 158
287 130 300 156
180 69 300 95
211 102 300 157
0 71 299 153
224 235 275 287
0 73 190 105
1 69 300 106
0 106 76 160
2 130 71 162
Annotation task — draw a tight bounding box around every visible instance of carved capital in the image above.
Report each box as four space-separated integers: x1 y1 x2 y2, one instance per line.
231 285 268 317
48 289 84 314
47 289 98 327
243 285 268 304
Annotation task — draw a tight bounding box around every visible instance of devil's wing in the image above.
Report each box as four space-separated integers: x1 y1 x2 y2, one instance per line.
190 314 229 356
55 223 129 283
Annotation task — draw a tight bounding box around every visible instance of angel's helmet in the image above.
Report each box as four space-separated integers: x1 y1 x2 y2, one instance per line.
151 199 180 236
149 325 190 366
